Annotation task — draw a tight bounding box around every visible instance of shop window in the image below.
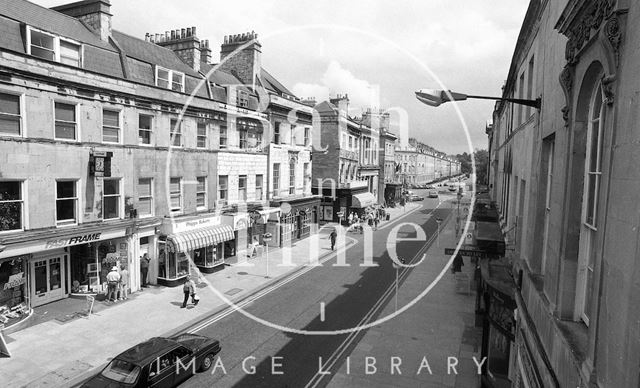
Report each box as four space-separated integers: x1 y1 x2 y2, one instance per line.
138 114 153 145
56 180 77 225
54 102 77 140
239 175 247 201
170 118 182 147
218 175 228 206
0 258 28 325
273 163 280 195
102 109 120 143
255 175 263 201
193 244 224 269
103 178 121 220
0 181 23 232
219 125 227 149
196 176 207 209
137 178 153 217
0 92 22 136
165 251 189 279
170 177 182 213
197 122 207 148
239 129 247 149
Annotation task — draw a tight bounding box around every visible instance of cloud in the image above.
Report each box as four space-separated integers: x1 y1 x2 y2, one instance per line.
292 60 380 110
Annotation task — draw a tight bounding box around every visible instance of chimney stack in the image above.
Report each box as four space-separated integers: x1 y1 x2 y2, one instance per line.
330 94 350 116
219 31 262 87
52 0 112 42
151 25 203 72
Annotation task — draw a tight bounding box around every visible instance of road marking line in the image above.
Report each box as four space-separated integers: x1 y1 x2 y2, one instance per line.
188 236 358 334
320 302 325 322
304 209 454 388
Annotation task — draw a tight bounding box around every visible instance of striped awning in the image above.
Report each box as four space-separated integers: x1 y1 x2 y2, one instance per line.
166 224 235 253
352 192 378 208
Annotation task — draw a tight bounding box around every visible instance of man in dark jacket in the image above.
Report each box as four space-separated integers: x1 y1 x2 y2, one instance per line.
182 275 196 308
140 253 150 287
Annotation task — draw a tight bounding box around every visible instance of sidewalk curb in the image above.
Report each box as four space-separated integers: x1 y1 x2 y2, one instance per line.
66 236 358 388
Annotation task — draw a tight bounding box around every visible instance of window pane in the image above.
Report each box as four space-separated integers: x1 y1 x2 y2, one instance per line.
196 193 205 207
139 129 151 144
586 174 597 225
158 68 169 80
172 72 183 83
31 46 55 61
218 176 227 189
103 197 119 219
56 198 75 221
139 115 152 130
55 123 76 140
31 30 54 50
138 198 152 215
104 179 119 195
59 41 80 66
197 123 207 136
170 195 181 209
170 178 180 192
0 181 20 201
55 103 75 122
0 117 20 135
103 110 119 127
138 179 151 197
103 127 119 143
197 177 206 192
0 93 20 115
57 181 75 198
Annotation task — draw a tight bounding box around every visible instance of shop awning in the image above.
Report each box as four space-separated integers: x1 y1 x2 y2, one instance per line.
166 224 235 253
351 192 378 208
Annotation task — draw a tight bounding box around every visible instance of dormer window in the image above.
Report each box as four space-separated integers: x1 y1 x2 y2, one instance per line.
27 27 81 67
237 90 249 108
155 66 185 92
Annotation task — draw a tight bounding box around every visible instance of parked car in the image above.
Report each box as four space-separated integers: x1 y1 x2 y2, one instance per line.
409 194 424 201
448 185 458 192
82 334 221 388
428 190 439 198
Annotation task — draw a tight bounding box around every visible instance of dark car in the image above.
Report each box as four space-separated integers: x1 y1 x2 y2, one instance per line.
82 334 221 388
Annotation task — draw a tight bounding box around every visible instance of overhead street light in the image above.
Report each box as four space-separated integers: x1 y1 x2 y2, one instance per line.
415 89 541 109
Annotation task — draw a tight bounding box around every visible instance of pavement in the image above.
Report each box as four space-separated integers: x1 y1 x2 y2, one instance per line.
326 199 483 388
0 202 421 388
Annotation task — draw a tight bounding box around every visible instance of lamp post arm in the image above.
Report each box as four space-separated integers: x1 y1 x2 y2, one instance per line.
466 95 541 109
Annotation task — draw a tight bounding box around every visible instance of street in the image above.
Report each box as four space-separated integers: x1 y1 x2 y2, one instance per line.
179 192 457 387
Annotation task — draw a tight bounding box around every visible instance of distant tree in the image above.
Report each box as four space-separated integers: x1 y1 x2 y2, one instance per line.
456 152 472 175
474 149 489 184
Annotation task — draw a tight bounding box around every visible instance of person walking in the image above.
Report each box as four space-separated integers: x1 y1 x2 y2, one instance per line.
140 253 150 288
452 253 464 273
374 216 379 230
118 264 129 300
329 229 337 251
181 275 197 308
106 266 121 303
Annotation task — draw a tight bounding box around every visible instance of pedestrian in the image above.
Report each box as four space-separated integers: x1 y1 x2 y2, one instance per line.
158 249 166 278
181 275 197 308
118 264 129 300
348 212 354 225
374 216 379 230
452 253 464 273
329 229 337 251
106 266 121 302
140 253 150 288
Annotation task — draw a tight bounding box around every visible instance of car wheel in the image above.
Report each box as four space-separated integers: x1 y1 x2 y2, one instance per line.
199 353 216 372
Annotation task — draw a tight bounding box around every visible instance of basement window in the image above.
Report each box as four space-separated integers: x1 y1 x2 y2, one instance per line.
27 26 81 67
155 66 185 92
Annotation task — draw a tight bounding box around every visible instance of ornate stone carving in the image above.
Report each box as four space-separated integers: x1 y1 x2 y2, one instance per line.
563 0 615 65
601 74 616 105
604 16 621 67
559 66 575 128
562 106 570 128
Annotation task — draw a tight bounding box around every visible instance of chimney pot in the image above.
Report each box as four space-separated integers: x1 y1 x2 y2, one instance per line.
171 30 175 40
155 33 159 42
181 28 186 39
192 26 197 36
186 27 192 37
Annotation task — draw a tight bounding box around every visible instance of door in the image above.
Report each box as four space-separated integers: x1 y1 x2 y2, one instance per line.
172 346 195 386
31 254 67 307
147 351 177 388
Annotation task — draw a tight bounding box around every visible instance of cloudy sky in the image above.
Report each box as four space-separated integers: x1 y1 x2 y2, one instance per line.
36 0 529 154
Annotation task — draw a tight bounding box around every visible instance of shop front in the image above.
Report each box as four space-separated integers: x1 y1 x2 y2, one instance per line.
0 255 29 329
384 183 403 206
478 259 517 388
158 214 235 286
221 207 280 257
315 184 370 225
269 196 320 248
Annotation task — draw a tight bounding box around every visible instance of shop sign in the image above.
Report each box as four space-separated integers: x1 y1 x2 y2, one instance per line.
3 272 25 290
172 216 221 234
44 233 102 249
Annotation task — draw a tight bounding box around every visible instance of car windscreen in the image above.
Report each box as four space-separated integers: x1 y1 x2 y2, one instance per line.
101 359 141 384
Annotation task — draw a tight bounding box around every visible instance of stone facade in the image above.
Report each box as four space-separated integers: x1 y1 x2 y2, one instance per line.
488 0 640 387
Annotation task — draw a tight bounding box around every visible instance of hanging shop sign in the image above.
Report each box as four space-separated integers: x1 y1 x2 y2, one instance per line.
168 216 221 234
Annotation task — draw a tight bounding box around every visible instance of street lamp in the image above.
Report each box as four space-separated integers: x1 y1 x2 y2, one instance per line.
415 89 541 109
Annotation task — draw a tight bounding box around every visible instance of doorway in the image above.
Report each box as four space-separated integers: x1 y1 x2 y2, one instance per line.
31 252 68 307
